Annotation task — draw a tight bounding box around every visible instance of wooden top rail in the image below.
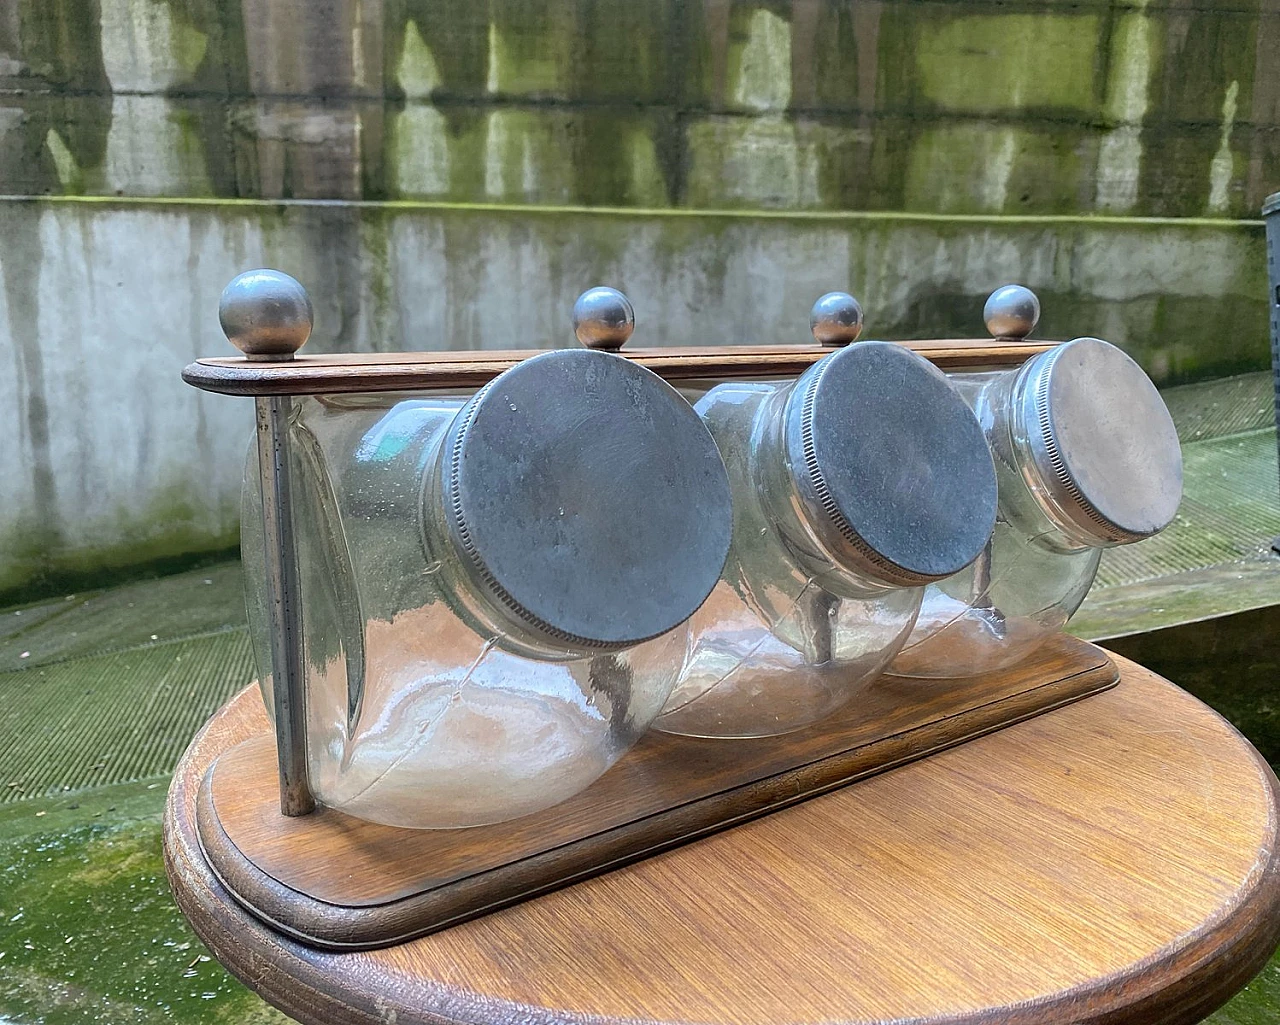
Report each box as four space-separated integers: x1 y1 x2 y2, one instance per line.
182 339 1055 396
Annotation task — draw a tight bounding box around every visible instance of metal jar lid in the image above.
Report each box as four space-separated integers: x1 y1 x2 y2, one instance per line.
442 348 733 652
783 341 999 587
1013 337 1182 545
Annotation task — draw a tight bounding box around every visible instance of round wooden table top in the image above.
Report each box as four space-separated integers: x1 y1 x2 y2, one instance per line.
164 655 1280 1025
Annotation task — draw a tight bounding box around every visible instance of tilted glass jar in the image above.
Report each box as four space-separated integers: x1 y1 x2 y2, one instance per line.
888 336 1182 679
654 341 1000 738
242 349 733 828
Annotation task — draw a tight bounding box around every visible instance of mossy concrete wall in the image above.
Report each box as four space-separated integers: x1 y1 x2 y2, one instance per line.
0 0 1275 593
0 197 1267 598
2 0 1278 216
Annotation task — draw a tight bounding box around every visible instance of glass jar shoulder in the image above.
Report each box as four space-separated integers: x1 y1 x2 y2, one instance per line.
687 381 814 615
951 371 1086 550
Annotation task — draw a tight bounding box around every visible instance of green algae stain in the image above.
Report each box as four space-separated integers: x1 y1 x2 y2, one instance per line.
398 0 490 101
485 0 576 98
107 0 211 84
914 12 1100 115
360 210 396 348
392 106 453 198
398 19 443 99
479 109 579 203
14 0 113 189
567 113 672 208
0 816 287 1024
390 22 453 199
565 0 673 105
165 104 217 197
1101 9 1156 126
43 129 85 193
0 487 239 607
903 123 1087 214
157 0 250 198
626 130 670 208
728 7 792 112
16 0 109 89
172 21 209 79
684 117 824 209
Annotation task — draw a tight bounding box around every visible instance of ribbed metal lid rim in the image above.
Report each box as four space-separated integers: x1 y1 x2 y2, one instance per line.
443 354 731 652
1024 345 1160 545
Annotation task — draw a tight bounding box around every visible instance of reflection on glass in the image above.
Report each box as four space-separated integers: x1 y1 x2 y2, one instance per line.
243 392 685 829
655 378 922 739
891 341 1180 679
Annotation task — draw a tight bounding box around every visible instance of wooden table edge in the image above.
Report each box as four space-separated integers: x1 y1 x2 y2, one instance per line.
163 655 1280 1025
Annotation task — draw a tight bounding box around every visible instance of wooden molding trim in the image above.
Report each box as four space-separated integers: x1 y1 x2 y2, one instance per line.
182 340 1054 396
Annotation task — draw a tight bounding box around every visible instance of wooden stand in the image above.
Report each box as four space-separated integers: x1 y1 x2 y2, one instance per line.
195 634 1115 950
166 651 1280 1025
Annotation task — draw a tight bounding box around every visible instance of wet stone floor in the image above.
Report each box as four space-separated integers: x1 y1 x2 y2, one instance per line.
1 373 1279 1023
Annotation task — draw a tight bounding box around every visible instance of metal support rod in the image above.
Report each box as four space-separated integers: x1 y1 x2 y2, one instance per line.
972 536 995 609
255 394 315 817
1264 196 1280 553
807 588 835 666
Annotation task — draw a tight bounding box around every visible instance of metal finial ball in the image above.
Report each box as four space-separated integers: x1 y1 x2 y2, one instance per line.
572 287 635 351
219 269 313 359
983 284 1040 339
809 292 864 347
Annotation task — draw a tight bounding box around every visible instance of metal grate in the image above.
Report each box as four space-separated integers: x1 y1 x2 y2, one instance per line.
0 629 253 802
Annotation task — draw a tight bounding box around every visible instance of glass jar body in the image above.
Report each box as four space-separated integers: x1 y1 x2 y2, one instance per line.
653 382 920 738
242 393 684 829
889 372 1101 679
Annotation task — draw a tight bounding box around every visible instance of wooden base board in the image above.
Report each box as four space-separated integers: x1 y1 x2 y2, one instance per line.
196 635 1116 950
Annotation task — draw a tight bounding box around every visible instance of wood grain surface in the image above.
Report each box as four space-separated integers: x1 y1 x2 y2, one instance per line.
165 653 1280 1025
182 339 1054 396
196 636 1115 948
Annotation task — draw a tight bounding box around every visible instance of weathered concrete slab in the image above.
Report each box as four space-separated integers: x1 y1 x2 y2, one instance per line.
1071 559 1280 641
0 196 1268 598
1073 377 1279 642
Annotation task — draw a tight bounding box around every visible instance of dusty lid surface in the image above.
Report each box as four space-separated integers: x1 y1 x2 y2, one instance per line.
786 341 999 586
1018 337 1183 545
445 348 732 651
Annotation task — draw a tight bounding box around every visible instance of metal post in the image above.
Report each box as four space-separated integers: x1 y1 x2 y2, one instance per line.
972 537 994 608
1263 193 1280 554
255 395 314 816
218 268 317 816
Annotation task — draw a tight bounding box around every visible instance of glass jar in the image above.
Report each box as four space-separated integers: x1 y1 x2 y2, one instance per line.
888 336 1182 679
242 349 733 828
654 341 1000 738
